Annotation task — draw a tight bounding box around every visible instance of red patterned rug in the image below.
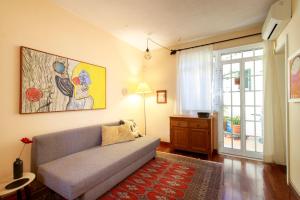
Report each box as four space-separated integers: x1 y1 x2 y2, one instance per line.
99 152 223 200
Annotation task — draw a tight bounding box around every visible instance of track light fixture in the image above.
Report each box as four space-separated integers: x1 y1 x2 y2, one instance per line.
143 33 262 59
144 38 177 60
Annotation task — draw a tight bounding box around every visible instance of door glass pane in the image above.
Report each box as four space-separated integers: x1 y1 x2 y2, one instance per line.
245 61 254 76
246 136 255 151
232 63 240 93
245 107 254 121
245 92 254 105
224 117 232 133
232 107 241 149
255 76 263 91
232 78 240 91
232 107 240 117
223 92 231 105
232 92 240 105
222 54 231 61
255 107 263 121
224 135 232 148
224 103 232 149
246 121 255 136
256 137 263 152
255 49 264 56
255 91 263 106
224 106 231 118
245 76 254 91
256 122 262 137
255 60 263 75
232 63 240 74
243 51 254 58
223 64 231 75
223 78 231 92
233 135 241 149
232 53 242 59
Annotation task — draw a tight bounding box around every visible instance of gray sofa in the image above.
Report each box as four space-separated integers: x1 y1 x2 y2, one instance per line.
31 123 160 200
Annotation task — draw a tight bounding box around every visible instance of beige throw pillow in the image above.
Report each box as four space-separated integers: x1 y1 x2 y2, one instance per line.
101 125 135 146
118 125 135 142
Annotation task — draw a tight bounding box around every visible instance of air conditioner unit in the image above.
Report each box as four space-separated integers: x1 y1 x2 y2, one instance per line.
262 0 291 40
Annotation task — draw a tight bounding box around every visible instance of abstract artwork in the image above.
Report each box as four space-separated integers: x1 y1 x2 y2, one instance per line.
288 49 300 102
20 47 106 113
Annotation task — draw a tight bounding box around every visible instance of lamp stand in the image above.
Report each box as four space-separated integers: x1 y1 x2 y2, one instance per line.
143 94 147 136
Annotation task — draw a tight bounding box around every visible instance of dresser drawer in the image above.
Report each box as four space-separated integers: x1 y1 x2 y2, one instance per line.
189 120 209 129
170 120 188 127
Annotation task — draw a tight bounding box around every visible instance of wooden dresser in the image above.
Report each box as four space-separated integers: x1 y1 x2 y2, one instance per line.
170 115 215 158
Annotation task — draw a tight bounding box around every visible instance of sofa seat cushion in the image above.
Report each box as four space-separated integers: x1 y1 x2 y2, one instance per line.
38 136 160 199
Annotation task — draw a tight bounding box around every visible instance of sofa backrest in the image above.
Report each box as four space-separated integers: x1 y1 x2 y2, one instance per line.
31 122 118 173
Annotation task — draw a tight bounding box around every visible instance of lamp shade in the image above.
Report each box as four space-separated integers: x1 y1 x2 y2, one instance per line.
136 82 152 94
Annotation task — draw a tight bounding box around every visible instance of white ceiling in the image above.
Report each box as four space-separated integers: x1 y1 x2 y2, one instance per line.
52 0 276 50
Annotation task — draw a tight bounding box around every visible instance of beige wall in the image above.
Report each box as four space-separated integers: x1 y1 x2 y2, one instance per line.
277 0 300 194
144 25 263 146
0 0 145 177
143 50 177 142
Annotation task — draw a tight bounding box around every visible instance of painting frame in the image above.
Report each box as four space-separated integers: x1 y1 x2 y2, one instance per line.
20 46 106 114
156 90 167 104
288 48 300 103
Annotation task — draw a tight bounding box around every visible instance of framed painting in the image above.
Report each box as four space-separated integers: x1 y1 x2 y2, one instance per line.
20 47 106 114
288 48 300 103
156 90 167 104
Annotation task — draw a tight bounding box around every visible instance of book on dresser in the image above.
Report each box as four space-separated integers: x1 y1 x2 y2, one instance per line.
169 113 217 159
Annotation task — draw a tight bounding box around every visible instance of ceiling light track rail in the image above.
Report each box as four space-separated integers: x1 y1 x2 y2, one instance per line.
147 38 171 51
144 33 261 59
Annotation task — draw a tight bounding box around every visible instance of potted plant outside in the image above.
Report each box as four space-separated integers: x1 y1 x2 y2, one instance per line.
232 116 241 134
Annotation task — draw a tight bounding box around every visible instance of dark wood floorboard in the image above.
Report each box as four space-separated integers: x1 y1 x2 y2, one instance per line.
157 142 299 200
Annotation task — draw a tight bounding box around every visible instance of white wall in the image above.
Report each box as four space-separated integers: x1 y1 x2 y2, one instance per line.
277 0 300 194
0 0 144 178
144 50 177 142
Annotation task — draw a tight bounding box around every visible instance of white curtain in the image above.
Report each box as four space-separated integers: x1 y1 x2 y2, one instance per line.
176 46 213 115
263 41 286 165
212 51 223 112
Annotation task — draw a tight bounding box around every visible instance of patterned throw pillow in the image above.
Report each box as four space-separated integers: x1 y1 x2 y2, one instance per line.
120 120 142 138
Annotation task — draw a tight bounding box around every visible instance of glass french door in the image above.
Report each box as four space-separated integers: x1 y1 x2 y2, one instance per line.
219 44 264 159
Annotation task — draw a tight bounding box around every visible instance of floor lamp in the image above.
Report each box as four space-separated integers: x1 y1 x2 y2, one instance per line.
136 82 152 136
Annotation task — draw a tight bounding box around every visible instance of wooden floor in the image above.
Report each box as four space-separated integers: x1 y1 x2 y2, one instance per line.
157 142 299 200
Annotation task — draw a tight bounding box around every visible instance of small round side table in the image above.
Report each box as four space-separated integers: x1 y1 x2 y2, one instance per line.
0 172 35 200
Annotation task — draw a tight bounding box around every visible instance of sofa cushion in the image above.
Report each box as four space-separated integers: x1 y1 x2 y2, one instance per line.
38 136 160 199
31 122 119 173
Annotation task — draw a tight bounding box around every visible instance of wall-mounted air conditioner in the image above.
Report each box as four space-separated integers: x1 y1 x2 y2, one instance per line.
262 0 291 40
